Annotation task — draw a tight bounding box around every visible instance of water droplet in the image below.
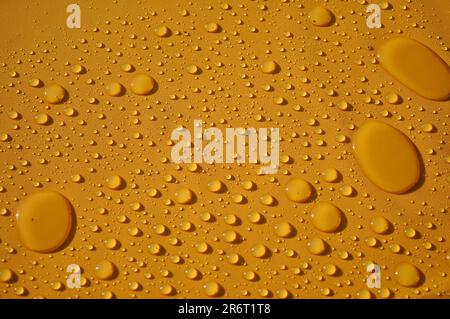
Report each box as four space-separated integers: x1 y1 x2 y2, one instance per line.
106 175 125 190
310 202 343 233
205 22 221 33
95 260 117 280
0 268 13 283
34 113 51 125
261 60 279 74
154 25 171 37
130 74 156 95
16 191 73 253
322 168 340 183
307 238 327 255
285 178 312 203
207 179 223 193
370 216 390 234
105 81 124 97
353 121 420 194
222 230 239 243
174 187 194 204
308 6 334 27
203 281 222 297
394 263 421 287
274 222 294 238
251 244 269 258
185 268 200 280
44 84 66 104
378 37 450 100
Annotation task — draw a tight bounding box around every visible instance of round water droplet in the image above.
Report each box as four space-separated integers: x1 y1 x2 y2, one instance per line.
222 230 238 243
195 242 209 254
241 180 254 190
203 281 222 297
153 224 167 235
121 63 133 72
389 243 401 254
154 25 170 37
251 244 269 258
248 211 262 224
307 237 327 255
274 222 294 238
71 64 84 74
322 168 340 182
130 74 156 95
276 288 290 299
339 185 354 197
29 78 41 87
104 238 118 249
370 216 390 234
95 260 117 280
224 214 237 225
308 6 334 27
186 64 200 74
174 187 194 204
394 263 421 287
34 113 51 125
231 193 244 204
129 281 140 291
260 194 275 206
16 191 73 253
0 268 13 283
227 253 241 265
261 60 279 74
106 175 125 190
243 271 256 281
208 179 223 193
185 268 200 280
380 1 391 10
160 284 174 295
105 81 124 97
205 22 221 33
365 236 378 247
148 243 162 255
404 227 417 239
323 264 337 276
386 92 400 104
